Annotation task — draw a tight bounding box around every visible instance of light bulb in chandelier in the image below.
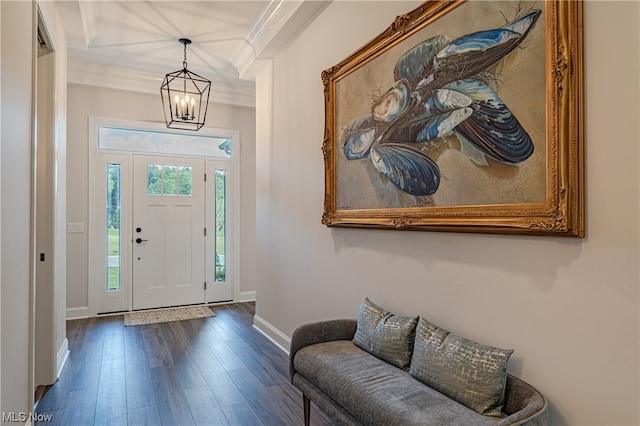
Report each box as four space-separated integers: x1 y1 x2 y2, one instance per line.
174 95 196 121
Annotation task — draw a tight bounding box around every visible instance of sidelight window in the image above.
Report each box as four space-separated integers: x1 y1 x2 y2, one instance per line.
106 163 121 291
214 169 226 281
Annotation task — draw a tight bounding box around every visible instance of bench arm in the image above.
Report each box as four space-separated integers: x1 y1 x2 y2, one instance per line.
497 375 548 426
289 319 357 382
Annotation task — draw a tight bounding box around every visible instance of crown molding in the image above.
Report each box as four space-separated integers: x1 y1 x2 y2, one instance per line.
78 1 99 47
234 0 330 79
55 0 99 49
67 60 255 108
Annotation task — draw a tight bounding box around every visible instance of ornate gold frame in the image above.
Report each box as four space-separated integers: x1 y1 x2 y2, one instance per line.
322 0 583 237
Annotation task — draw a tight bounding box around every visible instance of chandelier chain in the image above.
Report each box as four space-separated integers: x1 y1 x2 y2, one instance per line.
183 42 188 69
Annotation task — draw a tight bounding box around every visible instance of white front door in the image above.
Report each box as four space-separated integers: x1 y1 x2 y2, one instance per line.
132 155 205 310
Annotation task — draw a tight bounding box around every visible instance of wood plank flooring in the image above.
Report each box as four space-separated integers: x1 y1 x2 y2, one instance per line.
35 303 333 426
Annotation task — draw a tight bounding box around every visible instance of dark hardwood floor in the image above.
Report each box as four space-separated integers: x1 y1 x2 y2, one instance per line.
35 303 333 426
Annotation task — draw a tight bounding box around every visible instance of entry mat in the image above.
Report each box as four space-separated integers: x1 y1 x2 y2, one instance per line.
124 305 215 326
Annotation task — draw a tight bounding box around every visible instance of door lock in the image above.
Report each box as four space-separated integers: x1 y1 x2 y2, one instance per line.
135 238 148 244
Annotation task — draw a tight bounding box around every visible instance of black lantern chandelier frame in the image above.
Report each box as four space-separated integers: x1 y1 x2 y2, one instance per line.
161 38 211 131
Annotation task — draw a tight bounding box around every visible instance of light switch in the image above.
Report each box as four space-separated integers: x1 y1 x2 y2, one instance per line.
67 222 84 233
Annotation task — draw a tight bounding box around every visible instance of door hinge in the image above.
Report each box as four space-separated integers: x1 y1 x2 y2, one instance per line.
204 173 207 182
204 227 207 236
204 281 207 290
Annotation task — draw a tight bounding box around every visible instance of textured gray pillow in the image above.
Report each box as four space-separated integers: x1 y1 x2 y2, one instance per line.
409 317 513 417
352 298 418 370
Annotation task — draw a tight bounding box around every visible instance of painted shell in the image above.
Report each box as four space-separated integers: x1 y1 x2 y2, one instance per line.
431 9 542 91
371 144 440 196
339 9 541 196
446 79 534 163
341 115 378 160
372 79 411 122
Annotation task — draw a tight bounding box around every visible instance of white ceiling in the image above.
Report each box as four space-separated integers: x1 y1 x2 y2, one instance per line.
53 1 329 106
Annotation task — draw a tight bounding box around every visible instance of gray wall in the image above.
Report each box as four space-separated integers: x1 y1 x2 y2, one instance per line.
254 2 639 425
66 85 256 313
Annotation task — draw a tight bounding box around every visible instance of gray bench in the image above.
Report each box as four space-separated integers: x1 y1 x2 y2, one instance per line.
290 318 547 426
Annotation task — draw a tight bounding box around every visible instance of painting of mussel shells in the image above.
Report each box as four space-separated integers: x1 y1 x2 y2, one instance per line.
322 0 584 236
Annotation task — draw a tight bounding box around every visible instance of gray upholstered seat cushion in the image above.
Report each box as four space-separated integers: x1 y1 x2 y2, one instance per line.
294 340 501 426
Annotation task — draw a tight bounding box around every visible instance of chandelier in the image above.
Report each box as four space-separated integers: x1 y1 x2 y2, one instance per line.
160 38 211 131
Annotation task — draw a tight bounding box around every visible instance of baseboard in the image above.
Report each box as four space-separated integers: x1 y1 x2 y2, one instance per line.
253 315 291 354
237 291 256 302
56 338 70 379
66 306 89 320
67 297 257 320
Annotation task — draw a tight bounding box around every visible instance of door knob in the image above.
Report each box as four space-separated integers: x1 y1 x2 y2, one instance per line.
135 238 148 244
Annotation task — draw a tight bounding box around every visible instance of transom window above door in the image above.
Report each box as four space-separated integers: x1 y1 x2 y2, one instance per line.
98 125 232 158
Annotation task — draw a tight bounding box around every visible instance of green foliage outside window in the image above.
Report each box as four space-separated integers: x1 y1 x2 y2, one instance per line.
215 170 226 281
147 165 192 196
107 164 121 291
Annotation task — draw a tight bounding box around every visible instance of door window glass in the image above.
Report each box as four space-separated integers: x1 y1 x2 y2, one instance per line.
147 164 192 196
215 169 226 281
107 163 121 291
163 166 178 195
178 167 193 196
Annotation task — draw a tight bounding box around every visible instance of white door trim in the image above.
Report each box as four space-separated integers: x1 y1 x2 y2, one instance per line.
88 153 132 314
87 116 240 316
205 159 238 303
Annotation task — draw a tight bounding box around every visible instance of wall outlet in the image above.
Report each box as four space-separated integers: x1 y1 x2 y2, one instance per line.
67 222 84 233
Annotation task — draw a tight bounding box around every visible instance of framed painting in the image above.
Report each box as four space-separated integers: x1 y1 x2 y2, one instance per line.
321 0 584 237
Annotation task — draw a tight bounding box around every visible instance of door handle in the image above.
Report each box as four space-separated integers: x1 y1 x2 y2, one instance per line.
135 238 148 244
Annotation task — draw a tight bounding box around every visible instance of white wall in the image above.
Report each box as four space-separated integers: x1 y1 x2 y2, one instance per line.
0 0 69 414
66 85 256 313
0 0 3 412
254 2 640 425
49 2 69 381
35 0 69 385
1 0 35 418
35 50 56 385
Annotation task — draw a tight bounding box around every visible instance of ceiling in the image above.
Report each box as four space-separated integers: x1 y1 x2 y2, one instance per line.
53 1 329 106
